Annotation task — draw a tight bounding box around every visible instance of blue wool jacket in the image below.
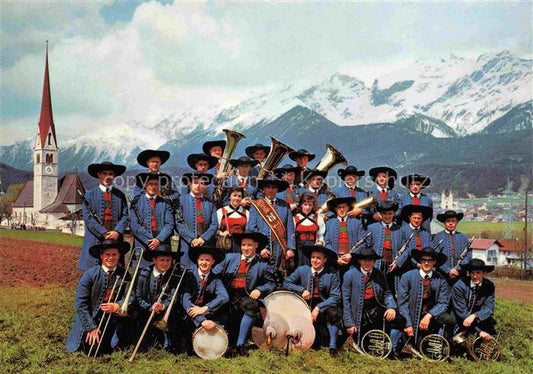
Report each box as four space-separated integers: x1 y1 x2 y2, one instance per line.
331 185 369 202
324 217 364 256
432 231 471 274
396 225 433 270
175 194 218 268
363 222 403 270
342 266 396 344
397 269 450 342
132 172 180 202
66 266 132 352
181 265 229 326
452 277 495 332
134 265 174 313
213 253 275 297
283 265 341 311
130 195 175 268
78 186 129 271
247 198 295 270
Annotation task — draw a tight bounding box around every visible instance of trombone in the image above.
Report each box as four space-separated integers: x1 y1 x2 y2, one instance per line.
128 262 187 362
87 247 144 358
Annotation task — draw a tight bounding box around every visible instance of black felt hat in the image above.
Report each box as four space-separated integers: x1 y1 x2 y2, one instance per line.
137 149 170 167
188 246 226 265
353 245 382 260
142 244 181 261
462 259 494 273
400 204 433 222
327 197 356 212
257 177 289 192
369 166 397 189
89 239 130 258
229 156 259 168
337 166 365 180
88 162 126 178
202 140 226 156
232 230 269 251
436 210 464 223
289 149 316 162
187 153 218 169
376 200 399 213
274 164 299 178
302 245 337 262
412 247 447 267
245 143 271 158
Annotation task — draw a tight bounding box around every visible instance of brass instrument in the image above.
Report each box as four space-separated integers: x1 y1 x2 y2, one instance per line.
472 333 500 361
400 337 425 359
349 195 377 215
212 129 246 203
343 335 366 355
419 333 451 361
314 144 347 172
129 263 187 362
317 190 337 214
361 318 393 359
153 264 187 332
88 247 144 358
452 330 478 360
257 137 295 180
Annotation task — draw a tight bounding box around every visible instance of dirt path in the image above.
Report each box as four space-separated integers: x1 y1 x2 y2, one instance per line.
493 278 533 304
0 236 81 287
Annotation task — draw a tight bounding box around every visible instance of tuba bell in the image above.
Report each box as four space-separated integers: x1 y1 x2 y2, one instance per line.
257 137 295 180
314 144 347 172
212 129 246 202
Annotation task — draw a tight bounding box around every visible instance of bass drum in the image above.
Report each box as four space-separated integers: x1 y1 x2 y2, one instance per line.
263 290 312 320
192 323 228 360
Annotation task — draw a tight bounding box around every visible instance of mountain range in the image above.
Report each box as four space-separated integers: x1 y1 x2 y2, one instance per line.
0 50 531 196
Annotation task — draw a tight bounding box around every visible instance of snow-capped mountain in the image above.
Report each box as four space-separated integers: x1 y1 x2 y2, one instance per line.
1 50 531 171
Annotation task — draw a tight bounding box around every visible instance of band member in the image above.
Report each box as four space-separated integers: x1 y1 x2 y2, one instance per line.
342 246 404 355
245 143 271 177
135 245 181 351
433 210 471 283
289 148 315 187
283 245 342 356
184 153 218 199
182 246 229 353
67 240 132 354
176 173 218 268
213 231 275 355
331 166 369 220
134 149 180 203
452 259 497 341
392 205 433 272
274 164 300 211
397 247 455 346
294 193 325 267
299 169 330 208
247 177 295 281
217 186 249 253
364 200 402 292
368 166 399 223
224 156 258 207
78 162 129 271
202 139 226 176
130 174 175 268
398 174 433 231
324 197 364 275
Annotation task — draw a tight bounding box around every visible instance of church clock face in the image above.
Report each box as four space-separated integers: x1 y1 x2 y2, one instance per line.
45 165 54 174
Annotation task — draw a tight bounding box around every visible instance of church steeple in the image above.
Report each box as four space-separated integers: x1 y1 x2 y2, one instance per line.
34 41 58 212
37 41 57 148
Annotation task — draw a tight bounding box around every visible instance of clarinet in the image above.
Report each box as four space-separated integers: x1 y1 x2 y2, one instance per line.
77 188 104 226
387 232 414 273
127 195 150 232
348 232 373 255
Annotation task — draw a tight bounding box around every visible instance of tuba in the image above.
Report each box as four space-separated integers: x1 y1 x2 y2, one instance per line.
212 129 246 203
314 144 347 172
257 137 295 180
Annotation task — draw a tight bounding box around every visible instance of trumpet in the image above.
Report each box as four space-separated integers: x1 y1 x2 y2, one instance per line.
87 247 144 358
129 262 187 362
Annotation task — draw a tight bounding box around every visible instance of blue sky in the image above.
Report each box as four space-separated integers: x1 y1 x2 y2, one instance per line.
1 1 531 145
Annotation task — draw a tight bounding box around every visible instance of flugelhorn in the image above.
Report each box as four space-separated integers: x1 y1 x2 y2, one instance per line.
212 129 246 203
343 335 366 355
400 337 425 359
257 137 295 180
349 195 377 215
314 144 347 172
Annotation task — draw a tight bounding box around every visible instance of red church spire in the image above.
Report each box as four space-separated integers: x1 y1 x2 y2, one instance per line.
38 41 57 147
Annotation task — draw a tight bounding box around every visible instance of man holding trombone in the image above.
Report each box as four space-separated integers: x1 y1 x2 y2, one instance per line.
66 239 132 355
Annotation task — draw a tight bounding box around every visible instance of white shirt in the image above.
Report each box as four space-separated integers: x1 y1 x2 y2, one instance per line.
145 193 156 200
445 230 456 235
381 221 392 229
338 217 347 223
198 269 210 279
409 223 421 231
376 184 388 193
152 268 165 278
101 265 115 273
240 254 254 263
419 269 433 279
99 184 112 193
311 267 324 276
410 192 421 199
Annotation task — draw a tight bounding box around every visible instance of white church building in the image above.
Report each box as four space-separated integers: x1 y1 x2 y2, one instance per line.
11 44 85 231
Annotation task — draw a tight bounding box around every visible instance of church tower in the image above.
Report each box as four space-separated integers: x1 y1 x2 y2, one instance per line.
33 42 58 212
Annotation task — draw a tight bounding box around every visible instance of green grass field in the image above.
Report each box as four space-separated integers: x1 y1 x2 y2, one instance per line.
0 285 531 374
0 229 84 247
456 221 528 240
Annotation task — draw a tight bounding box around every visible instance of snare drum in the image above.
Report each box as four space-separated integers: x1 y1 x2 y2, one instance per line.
192 323 228 359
